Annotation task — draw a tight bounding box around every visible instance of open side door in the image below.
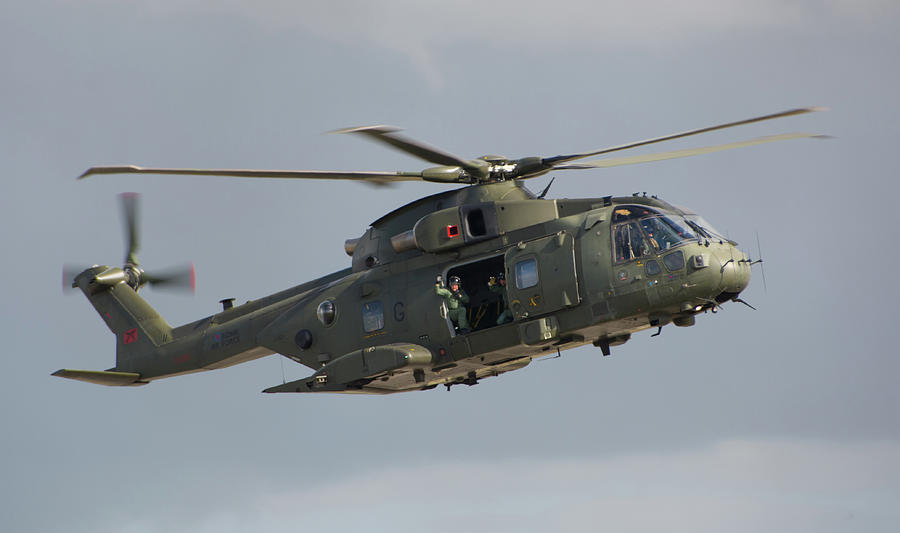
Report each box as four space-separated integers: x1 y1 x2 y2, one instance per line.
504 231 581 321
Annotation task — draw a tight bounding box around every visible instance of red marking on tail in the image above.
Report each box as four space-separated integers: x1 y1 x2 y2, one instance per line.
123 328 138 344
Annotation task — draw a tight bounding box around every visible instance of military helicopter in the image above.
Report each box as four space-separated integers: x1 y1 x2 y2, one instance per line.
55 107 824 393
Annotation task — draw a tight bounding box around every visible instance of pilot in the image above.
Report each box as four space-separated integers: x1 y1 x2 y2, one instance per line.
488 272 512 325
435 275 470 333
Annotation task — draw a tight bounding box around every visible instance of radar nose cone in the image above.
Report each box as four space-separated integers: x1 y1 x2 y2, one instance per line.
719 250 751 295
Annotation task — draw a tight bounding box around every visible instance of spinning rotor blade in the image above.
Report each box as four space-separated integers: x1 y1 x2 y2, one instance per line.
62 264 91 292
144 263 196 293
120 192 140 266
78 107 826 187
541 107 827 167
554 133 827 170
333 125 477 171
80 166 423 186
64 194 196 295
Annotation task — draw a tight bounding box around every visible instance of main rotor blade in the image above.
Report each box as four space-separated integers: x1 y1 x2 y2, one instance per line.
553 133 826 170
542 107 827 167
120 192 140 266
79 166 423 185
333 125 477 170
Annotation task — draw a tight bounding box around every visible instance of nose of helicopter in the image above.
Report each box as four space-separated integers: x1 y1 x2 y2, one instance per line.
716 246 751 297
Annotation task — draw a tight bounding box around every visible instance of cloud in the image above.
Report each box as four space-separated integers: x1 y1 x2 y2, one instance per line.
110 438 900 533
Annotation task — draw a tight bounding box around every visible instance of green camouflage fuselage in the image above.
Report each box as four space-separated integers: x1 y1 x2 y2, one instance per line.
61 181 750 393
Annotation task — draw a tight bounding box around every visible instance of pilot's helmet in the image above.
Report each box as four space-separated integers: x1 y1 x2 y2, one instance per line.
449 276 462 287
496 272 505 281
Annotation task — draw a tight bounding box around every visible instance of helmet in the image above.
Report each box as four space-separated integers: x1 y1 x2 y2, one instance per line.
496 272 505 281
448 276 461 286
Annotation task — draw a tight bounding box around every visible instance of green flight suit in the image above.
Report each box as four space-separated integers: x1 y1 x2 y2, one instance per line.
489 282 512 325
435 285 470 331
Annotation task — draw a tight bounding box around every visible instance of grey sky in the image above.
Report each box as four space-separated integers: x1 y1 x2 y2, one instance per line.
2 1 899 532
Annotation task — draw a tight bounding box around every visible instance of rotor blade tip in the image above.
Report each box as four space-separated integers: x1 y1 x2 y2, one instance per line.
330 125 402 135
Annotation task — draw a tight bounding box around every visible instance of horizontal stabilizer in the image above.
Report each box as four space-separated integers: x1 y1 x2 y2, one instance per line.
52 369 147 387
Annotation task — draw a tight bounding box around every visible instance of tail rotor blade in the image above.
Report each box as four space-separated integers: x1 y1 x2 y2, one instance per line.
66 195 195 296
62 264 91 293
144 263 196 293
120 192 140 266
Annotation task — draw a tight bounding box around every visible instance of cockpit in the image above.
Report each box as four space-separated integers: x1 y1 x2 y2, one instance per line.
611 205 722 263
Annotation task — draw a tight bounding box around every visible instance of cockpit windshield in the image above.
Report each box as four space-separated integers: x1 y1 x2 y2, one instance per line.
612 205 698 263
683 215 727 242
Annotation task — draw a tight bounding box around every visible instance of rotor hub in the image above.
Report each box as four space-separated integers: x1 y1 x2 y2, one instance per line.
124 264 144 291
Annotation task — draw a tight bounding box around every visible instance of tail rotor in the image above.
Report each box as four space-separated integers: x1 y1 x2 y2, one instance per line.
63 193 195 294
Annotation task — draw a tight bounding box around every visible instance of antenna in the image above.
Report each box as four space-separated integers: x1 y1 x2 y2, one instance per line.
752 231 768 293
537 177 555 199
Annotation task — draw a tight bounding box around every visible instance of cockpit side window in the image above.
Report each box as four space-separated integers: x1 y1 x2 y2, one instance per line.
612 207 699 263
613 222 652 263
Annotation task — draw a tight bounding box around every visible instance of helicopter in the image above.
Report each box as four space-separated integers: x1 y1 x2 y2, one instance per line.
55 107 825 393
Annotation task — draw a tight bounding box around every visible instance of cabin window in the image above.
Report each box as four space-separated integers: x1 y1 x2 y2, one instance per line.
515 258 539 289
362 301 385 333
645 260 662 276
317 300 336 326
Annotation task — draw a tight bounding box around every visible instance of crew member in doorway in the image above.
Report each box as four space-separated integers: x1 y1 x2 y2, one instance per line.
488 272 512 325
435 275 470 333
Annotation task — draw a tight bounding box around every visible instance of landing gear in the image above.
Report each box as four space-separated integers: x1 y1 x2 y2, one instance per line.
593 334 631 356
593 338 611 356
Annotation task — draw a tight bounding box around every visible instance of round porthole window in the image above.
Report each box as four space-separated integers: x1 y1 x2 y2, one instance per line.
294 329 313 350
316 300 336 326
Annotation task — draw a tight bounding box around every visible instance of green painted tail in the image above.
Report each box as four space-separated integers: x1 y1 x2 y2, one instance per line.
74 266 173 372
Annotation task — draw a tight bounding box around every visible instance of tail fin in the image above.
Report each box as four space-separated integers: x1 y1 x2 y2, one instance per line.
74 266 172 370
